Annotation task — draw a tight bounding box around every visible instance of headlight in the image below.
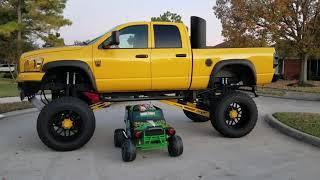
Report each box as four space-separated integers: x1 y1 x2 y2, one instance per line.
24 57 44 72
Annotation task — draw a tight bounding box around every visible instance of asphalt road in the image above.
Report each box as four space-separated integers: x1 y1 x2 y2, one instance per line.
0 97 320 180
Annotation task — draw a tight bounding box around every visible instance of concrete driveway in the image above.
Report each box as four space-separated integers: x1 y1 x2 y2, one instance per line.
0 97 320 180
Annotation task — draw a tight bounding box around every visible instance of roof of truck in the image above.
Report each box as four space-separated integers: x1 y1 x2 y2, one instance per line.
120 21 184 26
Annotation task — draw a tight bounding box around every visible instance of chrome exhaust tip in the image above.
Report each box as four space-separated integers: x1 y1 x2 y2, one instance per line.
29 96 45 111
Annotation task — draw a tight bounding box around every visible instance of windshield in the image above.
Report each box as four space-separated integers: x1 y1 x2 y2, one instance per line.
86 26 117 45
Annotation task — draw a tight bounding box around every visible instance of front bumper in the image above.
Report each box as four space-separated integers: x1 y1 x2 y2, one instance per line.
17 72 44 100
17 72 45 82
18 82 42 100
136 134 168 150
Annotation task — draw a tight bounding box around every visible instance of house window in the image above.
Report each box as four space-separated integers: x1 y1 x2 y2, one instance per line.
308 59 320 80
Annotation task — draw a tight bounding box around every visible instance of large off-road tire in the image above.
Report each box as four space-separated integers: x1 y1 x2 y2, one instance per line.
114 129 125 148
121 139 136 162
210 92 258 138
37 97 95 151
183 110 210 122
168 135 183 157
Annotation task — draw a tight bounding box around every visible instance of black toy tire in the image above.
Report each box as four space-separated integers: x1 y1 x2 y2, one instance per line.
121 139 136 162
37 97 95 151
168 135 183 157
183 110 209 122
114 129 125 148
210 92 258 138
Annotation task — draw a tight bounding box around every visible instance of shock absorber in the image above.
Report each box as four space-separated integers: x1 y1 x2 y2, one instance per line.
65 72 77 96
66 72 70 96
73 72 76 85
221 77 229 85
72 72 77 96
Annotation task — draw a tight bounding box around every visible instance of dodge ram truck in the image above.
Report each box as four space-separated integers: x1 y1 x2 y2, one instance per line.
17 17 278 151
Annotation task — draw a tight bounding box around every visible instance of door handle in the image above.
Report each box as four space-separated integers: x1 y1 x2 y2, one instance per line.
176 54 187 58
136 54 148 58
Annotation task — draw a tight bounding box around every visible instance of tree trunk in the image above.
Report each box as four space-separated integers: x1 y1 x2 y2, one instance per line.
299 54 309 85
7 62 16 81
16 0 22 61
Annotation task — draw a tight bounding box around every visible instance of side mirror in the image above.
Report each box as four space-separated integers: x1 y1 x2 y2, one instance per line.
101 31 120 49
111 31 120 46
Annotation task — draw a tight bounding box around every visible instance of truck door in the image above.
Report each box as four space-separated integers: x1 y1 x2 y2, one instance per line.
93 23 152 92
150 23 192 90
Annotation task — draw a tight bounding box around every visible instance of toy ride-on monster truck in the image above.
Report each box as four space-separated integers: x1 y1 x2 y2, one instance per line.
114 104 183 162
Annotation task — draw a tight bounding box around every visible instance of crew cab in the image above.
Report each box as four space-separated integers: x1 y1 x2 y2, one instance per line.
17 17 278 151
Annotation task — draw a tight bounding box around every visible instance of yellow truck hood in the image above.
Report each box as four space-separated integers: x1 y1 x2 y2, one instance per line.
21 46 84 59
19 45 93 73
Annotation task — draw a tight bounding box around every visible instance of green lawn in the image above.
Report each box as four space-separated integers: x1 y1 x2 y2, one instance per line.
274 112 320 138
0 78 19 98
259 80 320 94
257 88 286 97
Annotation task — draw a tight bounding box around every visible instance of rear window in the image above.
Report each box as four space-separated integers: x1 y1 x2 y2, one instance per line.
154 25 182 48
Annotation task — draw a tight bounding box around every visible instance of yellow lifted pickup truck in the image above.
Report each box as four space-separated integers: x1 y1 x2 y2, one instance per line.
17 17 278 151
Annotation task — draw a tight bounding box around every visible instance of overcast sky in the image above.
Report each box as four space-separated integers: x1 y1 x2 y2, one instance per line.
59 0 223 46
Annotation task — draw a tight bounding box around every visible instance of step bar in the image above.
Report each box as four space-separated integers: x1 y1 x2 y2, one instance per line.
102 95 184 102
89 99 210 117
160 99 210 118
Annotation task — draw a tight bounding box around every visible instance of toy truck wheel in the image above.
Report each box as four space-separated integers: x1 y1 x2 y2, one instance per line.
121 139 136 162
168 135 183 157
210 92 258 138
114 129 125 148
183 110 209 122
37 97 95 151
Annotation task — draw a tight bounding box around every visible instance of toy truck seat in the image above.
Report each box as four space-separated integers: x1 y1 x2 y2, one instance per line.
125 104 167 136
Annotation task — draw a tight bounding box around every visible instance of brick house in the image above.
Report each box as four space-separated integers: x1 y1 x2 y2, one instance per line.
281 58 301 80
279 58 320 81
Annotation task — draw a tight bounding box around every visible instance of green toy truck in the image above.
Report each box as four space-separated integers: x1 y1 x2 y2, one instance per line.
114 104 183 162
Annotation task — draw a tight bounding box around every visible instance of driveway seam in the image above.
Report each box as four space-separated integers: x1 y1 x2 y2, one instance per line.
0 108 38 120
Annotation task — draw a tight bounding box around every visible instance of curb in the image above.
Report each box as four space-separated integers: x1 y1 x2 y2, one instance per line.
258 94 320 101
258 88 320 101
265 114 320 148
0 108 39 120
285 91 320 101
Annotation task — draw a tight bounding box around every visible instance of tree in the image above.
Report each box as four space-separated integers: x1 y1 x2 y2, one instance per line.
0 0 71 64
42 33 65 48
214 0 320 84
0 1 19 37
73 39 91 46
24 0 72 46
151 11 183 23
1 1 31 68
73 40 85 46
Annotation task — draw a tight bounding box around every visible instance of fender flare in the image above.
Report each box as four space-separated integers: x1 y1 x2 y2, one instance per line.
42 60 97 91
209 59 257 86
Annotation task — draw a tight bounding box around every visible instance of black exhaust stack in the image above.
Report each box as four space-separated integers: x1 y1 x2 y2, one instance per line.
191 16 207 48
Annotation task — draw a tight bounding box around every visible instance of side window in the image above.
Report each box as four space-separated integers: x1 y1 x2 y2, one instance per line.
104 25 148 49
154 25 182 48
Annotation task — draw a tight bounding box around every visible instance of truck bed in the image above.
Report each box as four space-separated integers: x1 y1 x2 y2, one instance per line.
190 48 275 90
